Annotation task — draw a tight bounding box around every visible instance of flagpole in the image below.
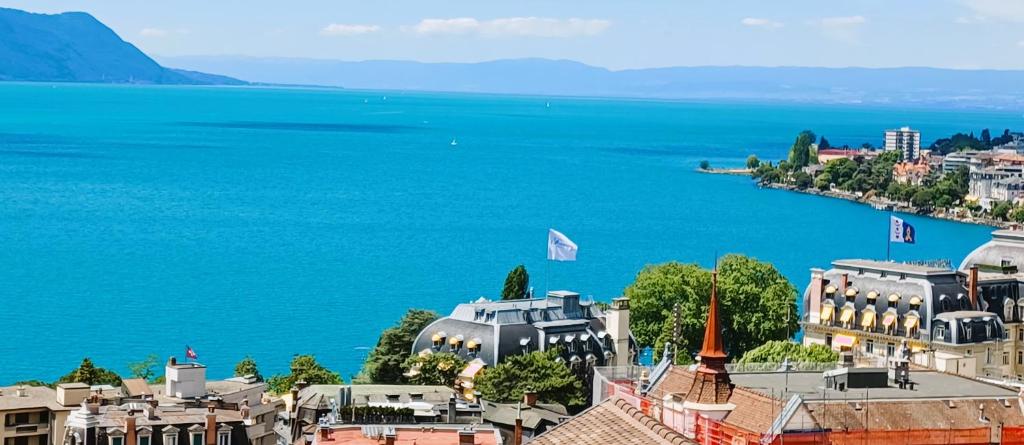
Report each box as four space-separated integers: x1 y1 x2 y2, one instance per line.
886 210 892 262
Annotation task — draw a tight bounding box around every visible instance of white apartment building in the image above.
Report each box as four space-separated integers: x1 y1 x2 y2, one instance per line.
885 126 922 161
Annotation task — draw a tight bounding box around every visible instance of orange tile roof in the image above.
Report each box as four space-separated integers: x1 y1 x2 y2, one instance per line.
317 426 499 445
648 367 783 434
531 398 693 445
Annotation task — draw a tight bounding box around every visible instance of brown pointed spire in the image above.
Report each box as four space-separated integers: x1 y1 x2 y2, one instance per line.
699 270 727 360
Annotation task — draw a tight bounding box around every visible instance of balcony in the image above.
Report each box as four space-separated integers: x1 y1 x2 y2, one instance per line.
4 424 49 436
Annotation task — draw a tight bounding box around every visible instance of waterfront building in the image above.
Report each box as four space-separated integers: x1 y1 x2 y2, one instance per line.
816 148 876 164
410 291 638 400
942 150 985 174
965 152 1024 209
0 385 84 445
892 159 931 186
885 126 922 161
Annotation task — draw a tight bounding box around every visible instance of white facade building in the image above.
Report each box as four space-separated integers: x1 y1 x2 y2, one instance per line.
165 357 207 399
885 127 922 161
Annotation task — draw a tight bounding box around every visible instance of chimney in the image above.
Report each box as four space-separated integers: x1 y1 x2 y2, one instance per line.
969 266 979 309
240 399 251 426
384 432 396 445
458 429 475 445
840 273 849 293
125 415 137 445
523 391 538 407
16 386 26 397
296 380 309 391
87 394 100 415
205 404 216 445
290 386 300 413
447 395 457 423
808 269 825 324
513 403 523 445
606 297 631 367
144 399 158 420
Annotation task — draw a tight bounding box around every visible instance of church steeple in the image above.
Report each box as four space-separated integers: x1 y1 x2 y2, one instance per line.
698 270 727 363
684 268 733 405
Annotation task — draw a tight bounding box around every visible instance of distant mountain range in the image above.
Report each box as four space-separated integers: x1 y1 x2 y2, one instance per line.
160 55 1024 107
0 7 243 85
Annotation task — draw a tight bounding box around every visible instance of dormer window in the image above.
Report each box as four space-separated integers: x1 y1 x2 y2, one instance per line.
467 338 482 355
162 426 180 445
137 427 153 445
188 425 205 445
107 429 125 445
824 285 837 299
845 287 859 299
449 335 464 351
887 293 900 309
431 332 447 349
934 325 946 340
216 425 232 445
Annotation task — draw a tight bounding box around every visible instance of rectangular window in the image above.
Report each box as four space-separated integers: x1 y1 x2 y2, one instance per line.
139 438 150 445
826 334 833 347
1004 352 1010 365
218 434 230 445
886 343 895 357
112 437 123 445
164 436 177 445
865 340 874 354
15 437 29 445
192 435 203 445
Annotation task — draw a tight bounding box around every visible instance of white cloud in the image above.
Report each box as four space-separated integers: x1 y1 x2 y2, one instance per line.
411 17 611 38
140 28 169 38
741 17 783 29
962 0 1024 23
809 15 867 44
320 24 381 37
1018 40 1024 47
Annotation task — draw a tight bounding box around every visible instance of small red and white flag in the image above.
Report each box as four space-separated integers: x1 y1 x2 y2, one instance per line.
186 346 198 360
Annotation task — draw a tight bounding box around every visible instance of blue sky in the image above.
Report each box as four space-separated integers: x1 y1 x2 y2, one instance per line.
5 0 1024 69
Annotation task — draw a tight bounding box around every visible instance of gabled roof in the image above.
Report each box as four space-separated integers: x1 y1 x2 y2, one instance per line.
531 398 692 445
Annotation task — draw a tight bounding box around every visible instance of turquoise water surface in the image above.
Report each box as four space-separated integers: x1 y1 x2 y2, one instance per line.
0 83 1017 383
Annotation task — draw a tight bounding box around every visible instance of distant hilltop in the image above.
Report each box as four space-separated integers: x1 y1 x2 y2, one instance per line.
160 55 1024 108
0 7 244 85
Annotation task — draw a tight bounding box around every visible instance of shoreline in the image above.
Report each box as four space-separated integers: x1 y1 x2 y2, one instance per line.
697 169 1009 229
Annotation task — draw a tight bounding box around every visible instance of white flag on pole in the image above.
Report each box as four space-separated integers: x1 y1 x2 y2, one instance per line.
547 229 578 261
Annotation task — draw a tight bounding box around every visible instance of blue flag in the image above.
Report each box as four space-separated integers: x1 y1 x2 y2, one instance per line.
890 216 916 244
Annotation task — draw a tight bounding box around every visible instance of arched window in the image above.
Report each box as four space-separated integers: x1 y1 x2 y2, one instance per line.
939 294 952 312
1005 299 1016 322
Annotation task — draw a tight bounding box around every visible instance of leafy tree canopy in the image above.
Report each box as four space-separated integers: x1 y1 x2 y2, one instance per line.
357 309 439 384
625 255 798 360
737 340 838 364
234 356 263 382
787 130 816 168
267 355 342 394
127 354 160 383
475 349 585 408
56 358 122 386
745 155 761 169
699 160 710 170
401 352 467 386
501 264 530 300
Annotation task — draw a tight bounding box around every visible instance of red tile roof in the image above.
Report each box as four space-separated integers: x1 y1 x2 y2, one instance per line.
531 398 693 445
649 367 782 434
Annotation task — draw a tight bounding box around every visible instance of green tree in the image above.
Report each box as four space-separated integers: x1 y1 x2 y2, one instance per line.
626 255 798 359
818 136 831 150
737 341 838 364
699 160 710 170
234 356 263 382
992 201 1013 220
127 354 160 382
1010 207 1024 224
475 349 585 408
911 189 934 208
792 171 813 190
501 264 530 300
357 309 439 383
814 173 831 191
787 130 816 168
56 358 122 386
13 380 49 387
267 355 342 394
401 353 467 386
745 155 761 169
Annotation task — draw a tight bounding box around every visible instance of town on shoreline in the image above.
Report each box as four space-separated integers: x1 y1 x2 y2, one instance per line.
5 227 1024 444
700 127 1024 229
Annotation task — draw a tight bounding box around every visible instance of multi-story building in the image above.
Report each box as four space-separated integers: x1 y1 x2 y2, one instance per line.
410 291 637 400
942 150 985 174
885 126 922 161
0 385 86 445
892 160 931 186
799 230 1024 380
584 261 1024 445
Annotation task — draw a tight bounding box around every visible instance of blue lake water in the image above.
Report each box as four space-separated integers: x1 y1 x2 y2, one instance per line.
0 83 1019 384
